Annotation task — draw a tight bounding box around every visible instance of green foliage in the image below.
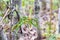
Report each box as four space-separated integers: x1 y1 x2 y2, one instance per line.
12 16 38 32
0 1 6 11
0 0 9 11
45 22 52 36
52 5 58 10
3 18 9 23
52 0 59 10
47 34 56 40
0 11 4 17
3 0 9 2
22 0 34 8
56 34 60 38
53 0 59 5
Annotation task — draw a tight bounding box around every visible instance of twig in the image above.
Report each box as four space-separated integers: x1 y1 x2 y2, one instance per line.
0 9 10 24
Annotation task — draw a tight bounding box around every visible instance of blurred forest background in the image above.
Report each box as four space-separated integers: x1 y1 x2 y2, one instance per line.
0 0 60 40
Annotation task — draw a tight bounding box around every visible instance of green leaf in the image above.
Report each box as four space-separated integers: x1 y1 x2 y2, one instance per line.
12 17 28 31
12 18 23 31
3 0 9 2
47 34 56 40
12 16 38 33
32 19 38 26
0 1 6 11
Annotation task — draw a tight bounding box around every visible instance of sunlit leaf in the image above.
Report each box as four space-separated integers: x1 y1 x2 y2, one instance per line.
0 1 6 11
